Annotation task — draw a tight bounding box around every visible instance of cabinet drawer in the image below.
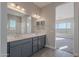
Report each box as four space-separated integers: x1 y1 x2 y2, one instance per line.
9 38 32 48
33 37 38 40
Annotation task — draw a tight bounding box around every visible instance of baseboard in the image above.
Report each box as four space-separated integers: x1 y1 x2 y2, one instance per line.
0 54 7 57
74 53 79 57
45 45 56 50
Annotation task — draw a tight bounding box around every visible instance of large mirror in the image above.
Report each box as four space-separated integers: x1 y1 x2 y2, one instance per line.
7 8 32 36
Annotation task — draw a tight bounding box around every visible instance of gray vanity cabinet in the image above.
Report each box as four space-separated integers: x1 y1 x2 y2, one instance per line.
32 37 38 53
8 35 46 57
21 40 32 57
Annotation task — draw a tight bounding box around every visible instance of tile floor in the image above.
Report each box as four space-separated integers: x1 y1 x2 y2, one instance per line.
56 37 73 54
32 48 73 57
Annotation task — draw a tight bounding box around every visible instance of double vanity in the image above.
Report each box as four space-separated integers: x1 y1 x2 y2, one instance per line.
6 3 46 57
7 33 46 57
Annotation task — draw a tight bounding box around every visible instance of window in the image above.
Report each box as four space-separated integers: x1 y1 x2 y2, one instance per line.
10 20 16 28
56 24 58 29
56 22 71 29
67 22 71 29
59 23 66 29
7 20 16 30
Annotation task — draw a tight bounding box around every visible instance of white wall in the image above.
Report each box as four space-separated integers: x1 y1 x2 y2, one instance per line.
41 4 55 49
0 3 7 57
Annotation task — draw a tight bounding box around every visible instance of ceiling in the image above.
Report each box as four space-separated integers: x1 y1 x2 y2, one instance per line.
33 2 52 8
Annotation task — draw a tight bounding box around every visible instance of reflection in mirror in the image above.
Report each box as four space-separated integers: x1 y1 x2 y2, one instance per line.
7 14 32 36
7 14 21 36
41 21 45 25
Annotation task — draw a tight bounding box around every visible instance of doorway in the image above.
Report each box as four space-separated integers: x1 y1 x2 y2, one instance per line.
55 3 74 54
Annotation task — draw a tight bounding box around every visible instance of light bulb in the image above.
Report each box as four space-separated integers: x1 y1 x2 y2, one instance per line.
32 14 37 18
21 8 25 11
16 6 20 9
10 3 16 7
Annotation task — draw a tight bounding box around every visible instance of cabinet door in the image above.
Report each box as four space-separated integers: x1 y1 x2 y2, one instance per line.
38 36 42 49
33 37 38 53
10 45 21 57
41 36 46 48
21 41 32 57
38 35 46 50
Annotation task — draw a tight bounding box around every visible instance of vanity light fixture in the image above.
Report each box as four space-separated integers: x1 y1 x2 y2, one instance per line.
36 15 40 19
21 8 25 11
36 17 45 21
32 14 37 18
16 5 20 9
7 3 25 14
32 14 40 19
10 3 16 7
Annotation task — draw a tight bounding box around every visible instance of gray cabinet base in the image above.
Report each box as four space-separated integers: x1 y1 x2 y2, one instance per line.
7 35 46 57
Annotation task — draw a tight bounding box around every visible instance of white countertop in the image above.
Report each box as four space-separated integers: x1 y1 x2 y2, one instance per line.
7 33 46 42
